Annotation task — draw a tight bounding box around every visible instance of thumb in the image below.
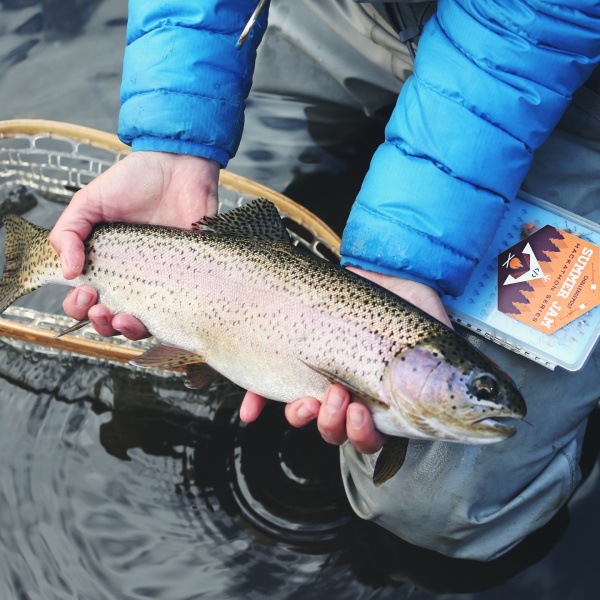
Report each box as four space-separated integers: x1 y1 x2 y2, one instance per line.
50 230 86 280
49 190 100 280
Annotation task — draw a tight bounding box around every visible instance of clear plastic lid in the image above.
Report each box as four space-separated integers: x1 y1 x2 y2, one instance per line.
442 192 600 371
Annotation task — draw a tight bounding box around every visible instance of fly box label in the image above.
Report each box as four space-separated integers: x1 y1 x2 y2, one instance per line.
498 226 600 334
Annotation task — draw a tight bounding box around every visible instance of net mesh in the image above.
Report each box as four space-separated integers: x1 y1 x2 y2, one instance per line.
0 124 340 366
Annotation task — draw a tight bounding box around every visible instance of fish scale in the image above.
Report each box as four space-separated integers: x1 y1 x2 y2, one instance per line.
81 225 379 401
0 199 526 485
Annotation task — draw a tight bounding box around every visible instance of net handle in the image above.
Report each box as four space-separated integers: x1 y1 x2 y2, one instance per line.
0 318 157 368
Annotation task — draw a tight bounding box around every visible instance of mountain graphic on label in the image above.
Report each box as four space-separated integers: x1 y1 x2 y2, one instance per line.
502 242 547 285
497 225 564 317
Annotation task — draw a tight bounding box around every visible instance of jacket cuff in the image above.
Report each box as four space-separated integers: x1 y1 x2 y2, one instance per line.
119 2 267 166
340 143 507 297
129 135 229 166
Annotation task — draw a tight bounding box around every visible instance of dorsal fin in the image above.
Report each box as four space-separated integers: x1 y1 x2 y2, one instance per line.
192 198 292 244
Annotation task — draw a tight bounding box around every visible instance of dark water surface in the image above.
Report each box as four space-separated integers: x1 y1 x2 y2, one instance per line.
1 2 600 599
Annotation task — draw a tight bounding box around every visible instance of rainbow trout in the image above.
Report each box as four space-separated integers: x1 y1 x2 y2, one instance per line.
0 199 526 484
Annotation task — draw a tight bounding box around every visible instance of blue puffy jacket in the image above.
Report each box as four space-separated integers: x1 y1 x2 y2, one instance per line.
119 0 267 167
119 1 600 297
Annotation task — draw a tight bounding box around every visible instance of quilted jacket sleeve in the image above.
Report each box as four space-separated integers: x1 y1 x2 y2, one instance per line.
341 0 600 297
118 0 268 167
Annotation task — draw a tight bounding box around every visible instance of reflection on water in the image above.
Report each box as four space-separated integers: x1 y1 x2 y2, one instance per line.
0 341 354 599
1 200 600 600
1 1 600 598
0 0 124 132
2 331 600 599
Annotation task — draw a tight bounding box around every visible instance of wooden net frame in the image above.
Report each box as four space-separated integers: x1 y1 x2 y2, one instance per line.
0 119 341 370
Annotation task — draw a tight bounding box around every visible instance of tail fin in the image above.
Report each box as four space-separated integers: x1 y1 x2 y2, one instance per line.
1 215 54 313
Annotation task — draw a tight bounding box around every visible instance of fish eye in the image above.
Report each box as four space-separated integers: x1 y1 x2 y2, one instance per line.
469 374 499 401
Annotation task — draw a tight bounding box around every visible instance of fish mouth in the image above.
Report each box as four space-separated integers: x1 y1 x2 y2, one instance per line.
469 415 519 441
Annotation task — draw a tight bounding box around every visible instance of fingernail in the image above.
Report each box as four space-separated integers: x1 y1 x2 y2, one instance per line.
349 405 364 428
60 253 76 280
75 290 93 309
297 402 316 420
60 252 69 274
326 387 345 413
91 316 108 328
239 405 251 422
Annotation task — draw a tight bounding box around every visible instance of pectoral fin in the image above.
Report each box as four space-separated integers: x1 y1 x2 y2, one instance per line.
300 361 389 410
131 344 206 369
373 437 408 487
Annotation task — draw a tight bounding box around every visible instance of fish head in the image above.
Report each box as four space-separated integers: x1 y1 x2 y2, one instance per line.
385 334 526 443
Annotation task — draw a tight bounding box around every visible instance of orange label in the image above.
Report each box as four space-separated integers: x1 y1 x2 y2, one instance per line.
497 226 600 334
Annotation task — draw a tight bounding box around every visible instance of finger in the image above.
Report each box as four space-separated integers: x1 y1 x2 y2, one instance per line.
87 304 121 337
317 384 351 446
112 313 151 340
284 397 320 428
239 391 269 423
62 286 98 321
346 403 386 454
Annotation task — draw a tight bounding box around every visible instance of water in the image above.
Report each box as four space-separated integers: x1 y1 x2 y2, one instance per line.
1 1 600 599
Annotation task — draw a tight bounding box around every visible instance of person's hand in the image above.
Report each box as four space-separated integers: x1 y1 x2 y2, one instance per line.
240 268 453 455
49 151 220 339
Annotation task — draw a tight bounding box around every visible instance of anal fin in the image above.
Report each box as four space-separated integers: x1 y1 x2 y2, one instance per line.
373 437 408 487
131 344 221 389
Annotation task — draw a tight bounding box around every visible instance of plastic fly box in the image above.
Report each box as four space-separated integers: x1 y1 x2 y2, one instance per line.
442 192 600 371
